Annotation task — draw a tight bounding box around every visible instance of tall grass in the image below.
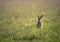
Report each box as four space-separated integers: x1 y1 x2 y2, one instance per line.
0 2 60 42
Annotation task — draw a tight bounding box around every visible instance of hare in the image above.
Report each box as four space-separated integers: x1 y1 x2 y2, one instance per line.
36 15 43 28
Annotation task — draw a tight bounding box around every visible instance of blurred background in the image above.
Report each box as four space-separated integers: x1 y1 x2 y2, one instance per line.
0 0 60 42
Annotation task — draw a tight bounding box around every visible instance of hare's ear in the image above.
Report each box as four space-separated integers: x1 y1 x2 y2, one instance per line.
41 15 43 17
37 15 39 18
39 15 43 20
38 16 39 18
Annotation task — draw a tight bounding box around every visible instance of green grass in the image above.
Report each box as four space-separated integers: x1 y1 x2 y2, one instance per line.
0 1 60 42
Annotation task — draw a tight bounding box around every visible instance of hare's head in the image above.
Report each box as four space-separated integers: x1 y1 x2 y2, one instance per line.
37 15 43 21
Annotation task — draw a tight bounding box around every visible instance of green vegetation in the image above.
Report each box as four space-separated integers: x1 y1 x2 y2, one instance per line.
0 1 60 42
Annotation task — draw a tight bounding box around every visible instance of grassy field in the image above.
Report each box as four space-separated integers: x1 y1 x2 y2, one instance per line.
0 0 60 42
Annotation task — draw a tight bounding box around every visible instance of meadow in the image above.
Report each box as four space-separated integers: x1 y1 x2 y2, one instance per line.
0 1 60 42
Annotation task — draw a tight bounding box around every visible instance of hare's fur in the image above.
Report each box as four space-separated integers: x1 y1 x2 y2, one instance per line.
36 15 43 28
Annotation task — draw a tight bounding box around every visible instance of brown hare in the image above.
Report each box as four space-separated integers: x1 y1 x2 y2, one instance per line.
36 15 43 28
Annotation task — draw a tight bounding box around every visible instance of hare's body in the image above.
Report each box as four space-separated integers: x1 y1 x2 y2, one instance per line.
36 15 43 28
36 22 41 28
